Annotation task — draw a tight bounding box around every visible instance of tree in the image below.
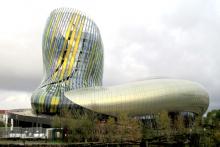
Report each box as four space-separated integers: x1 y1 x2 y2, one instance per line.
52 109 96 142
51 114 61 128
105 117 117 142
0 121 5 127
193 115 202 134
203 109 220 146
158 110 171 141
159 111 171 130
78 113 96 142
213 131 220 146
176 115 185 134
95 117 118 143
188 115 203 147
116 113 142 142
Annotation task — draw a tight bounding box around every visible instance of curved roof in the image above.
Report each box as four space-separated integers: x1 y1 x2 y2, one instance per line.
65 79 209 116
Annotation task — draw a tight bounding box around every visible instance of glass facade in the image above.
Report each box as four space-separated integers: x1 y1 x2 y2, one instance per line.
31 8 209 116
31 8 103 114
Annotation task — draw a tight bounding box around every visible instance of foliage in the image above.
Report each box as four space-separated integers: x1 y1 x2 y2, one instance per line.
159 111 170 130
117 113 142 142
176 115 186 134
213 131 220 144
204 109 220 128
0 121 4 127
203 109 220 146
52 109 96 142
50 108 220 146
155 110 172 141
95 113 142 143
95 117 117 142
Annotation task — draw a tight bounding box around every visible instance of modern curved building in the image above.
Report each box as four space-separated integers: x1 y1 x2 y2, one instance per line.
65 79 209 116
31 8 209 117
31 8 103 114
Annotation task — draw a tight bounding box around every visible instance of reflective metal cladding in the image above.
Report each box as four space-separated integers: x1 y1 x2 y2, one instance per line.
65 79 209 116
31 8 209 116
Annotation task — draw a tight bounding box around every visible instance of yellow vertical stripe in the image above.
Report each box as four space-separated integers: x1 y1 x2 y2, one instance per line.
59 13 82 80
50 97 55 112
67 16 86 77
50 96 60 113
51 12 77 80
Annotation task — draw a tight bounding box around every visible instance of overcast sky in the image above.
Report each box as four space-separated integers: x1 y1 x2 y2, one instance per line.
0 0 219 112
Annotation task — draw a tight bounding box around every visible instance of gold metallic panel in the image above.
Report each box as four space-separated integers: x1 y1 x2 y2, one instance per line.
65 79 209 116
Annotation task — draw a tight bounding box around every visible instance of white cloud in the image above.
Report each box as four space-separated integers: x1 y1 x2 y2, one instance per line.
0 90 31 110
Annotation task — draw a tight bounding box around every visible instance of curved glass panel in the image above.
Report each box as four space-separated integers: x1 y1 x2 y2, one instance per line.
31 8 103 114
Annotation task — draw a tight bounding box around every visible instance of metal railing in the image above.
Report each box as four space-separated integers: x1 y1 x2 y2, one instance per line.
0 127 46 139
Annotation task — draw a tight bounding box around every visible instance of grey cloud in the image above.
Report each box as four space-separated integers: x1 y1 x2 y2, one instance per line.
0 0 219 111
103 1 220 110
0 76 41 91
